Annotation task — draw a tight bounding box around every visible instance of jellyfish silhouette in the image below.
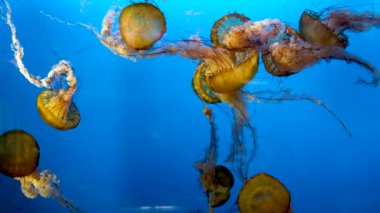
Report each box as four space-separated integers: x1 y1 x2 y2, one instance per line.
1 0 80 130
0 129 83 212
238 173 291 213
0 130 40 178
119 3 166 50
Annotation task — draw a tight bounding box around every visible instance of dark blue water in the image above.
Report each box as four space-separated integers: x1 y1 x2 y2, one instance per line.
1 0 380 212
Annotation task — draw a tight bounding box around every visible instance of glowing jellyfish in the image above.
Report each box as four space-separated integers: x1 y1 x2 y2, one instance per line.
2 0 80 130
119 3 166 50
0 130 40 178
238 173 291 213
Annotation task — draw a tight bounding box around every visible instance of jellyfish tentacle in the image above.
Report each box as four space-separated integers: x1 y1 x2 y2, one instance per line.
3 1 77 89
325 9 380 34
324 53 379 86
243 90 352 137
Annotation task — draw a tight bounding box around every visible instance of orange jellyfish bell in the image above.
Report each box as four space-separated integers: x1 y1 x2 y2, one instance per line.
119 3 166 50
204 50 259 99
262 25 304 77
37 89 80 130
0 130 40 178
238 173 291 213
299 9 348 48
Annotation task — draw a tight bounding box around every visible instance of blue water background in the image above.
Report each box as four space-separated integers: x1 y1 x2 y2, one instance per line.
1 0 380 212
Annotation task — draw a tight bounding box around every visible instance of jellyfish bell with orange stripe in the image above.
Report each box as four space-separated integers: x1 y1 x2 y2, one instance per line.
119 2 166 50
238 173 291 213
0 130 40 178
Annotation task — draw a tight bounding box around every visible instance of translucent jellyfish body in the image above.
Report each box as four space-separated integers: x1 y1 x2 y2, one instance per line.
0 130 40 178
238 173 291 213
119 3 166 50
37 90 80 130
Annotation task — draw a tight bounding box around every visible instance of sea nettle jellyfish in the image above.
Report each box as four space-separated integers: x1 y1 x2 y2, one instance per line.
2 0 80 130
261 24 379 85
0 130 40 178
0 129 83 212
119 3 166 50
238 173 292 213
299 6 380 47
196 107 235 212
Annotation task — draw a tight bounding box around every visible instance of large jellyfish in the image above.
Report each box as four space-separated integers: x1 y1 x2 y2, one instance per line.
0 129 83 212
195 107 235 212
238 173 291 213
1 0 80 130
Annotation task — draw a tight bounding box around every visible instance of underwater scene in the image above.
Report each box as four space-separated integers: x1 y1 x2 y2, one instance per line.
1 0 380 212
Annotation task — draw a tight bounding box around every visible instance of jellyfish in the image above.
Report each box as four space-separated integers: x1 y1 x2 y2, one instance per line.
0 130 40 178
261 24 379 85
299 7 380 47
119 2 166 50
2 0 80 130
238 173 291 213
15 170 84 213
195 107 235 212
0 129 83 212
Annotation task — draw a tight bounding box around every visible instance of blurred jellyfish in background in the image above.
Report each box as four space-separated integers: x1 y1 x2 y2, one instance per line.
1 0 80 130
195 107 235 212
238 173 292 213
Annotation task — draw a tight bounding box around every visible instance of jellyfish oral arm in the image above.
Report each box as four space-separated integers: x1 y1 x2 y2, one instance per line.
3 0 78 91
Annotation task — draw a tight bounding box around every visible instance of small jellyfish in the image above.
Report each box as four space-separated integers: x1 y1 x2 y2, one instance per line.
119 3 166 50
2 0 81 130
0 130 40 178
238 173 291 213
15 170 84 213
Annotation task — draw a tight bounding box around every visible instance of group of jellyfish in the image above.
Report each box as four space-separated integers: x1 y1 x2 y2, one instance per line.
0 0 379 212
